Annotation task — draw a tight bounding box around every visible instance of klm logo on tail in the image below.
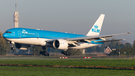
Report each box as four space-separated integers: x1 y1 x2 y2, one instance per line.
92 25 100 33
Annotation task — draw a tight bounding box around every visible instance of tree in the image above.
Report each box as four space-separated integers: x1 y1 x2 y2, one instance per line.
0 32 10 55
124 42 132 48
133 40 135 48
86 39 125 53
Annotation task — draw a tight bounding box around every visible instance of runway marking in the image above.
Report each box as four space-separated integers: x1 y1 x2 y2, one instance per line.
0 64 135 70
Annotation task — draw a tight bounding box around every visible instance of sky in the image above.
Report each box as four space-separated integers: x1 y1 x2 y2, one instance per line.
0 0 135 43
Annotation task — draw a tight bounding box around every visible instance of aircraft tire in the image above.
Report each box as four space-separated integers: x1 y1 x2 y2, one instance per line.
43 52 49 56
11 47 14 50
61 51 71 56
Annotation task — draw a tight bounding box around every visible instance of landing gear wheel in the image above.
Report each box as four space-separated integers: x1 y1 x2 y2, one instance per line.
44 52 49 56
61 51 71 56
11 47 14 50
40 51 49 56
40 46 50 56
46 53 49 56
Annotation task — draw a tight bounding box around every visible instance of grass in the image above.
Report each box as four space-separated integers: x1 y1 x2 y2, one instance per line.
0 66 135 76
0 58 135 67
0 58 135 76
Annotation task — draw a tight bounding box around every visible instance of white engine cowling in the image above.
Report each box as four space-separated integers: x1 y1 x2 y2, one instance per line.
53 39 68 50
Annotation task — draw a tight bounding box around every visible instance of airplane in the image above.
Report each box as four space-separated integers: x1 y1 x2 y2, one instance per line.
3 14 130 56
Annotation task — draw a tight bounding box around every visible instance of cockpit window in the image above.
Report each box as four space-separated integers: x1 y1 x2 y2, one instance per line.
5 31 12 33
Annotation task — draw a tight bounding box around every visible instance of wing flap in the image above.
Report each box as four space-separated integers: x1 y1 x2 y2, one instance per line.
94 39 125 43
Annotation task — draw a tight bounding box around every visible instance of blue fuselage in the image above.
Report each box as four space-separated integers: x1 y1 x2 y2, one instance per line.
3 28 86 39
3 28 103 49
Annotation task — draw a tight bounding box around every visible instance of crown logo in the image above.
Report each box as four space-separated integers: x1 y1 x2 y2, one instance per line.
22 30 28 33
94 25 98 28
92 25 100 33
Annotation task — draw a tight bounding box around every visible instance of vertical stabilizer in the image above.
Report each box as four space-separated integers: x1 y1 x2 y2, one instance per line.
86 14 105 36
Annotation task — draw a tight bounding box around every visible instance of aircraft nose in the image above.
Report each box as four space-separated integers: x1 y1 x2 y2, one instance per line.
3 33 8 38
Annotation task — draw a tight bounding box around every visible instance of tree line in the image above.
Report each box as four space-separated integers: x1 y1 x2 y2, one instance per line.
0 32 10 55
85 39 135 56
109 40 135 56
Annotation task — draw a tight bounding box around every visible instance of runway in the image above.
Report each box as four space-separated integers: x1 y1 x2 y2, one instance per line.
0 56 134 59
0 56 92 59
0 56 60 59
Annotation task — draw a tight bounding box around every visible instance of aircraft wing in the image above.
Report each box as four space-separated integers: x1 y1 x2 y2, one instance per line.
93 39 125 42
46 32 130 47
66 32 130 41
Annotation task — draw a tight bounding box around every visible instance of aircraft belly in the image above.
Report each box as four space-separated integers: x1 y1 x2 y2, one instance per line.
7 38 48 46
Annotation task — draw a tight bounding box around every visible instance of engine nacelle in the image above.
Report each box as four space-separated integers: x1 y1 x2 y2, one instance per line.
53 39 68 50
15 43 30 50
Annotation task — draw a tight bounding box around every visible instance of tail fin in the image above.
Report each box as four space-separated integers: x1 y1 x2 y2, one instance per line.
86 14 105 36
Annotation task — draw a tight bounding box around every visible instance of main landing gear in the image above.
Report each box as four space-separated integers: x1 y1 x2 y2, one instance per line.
61 50 71 56
40 51 49 56
40 46 49 56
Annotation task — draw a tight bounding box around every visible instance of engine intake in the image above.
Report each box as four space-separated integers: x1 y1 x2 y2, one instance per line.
53 39 68 50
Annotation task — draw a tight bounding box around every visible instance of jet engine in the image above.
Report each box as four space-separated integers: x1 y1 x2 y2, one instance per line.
53 39 68 50
15 43 30 50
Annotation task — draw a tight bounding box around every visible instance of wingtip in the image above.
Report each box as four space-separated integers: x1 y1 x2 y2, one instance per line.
101 14 105 16
122 39 125 40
